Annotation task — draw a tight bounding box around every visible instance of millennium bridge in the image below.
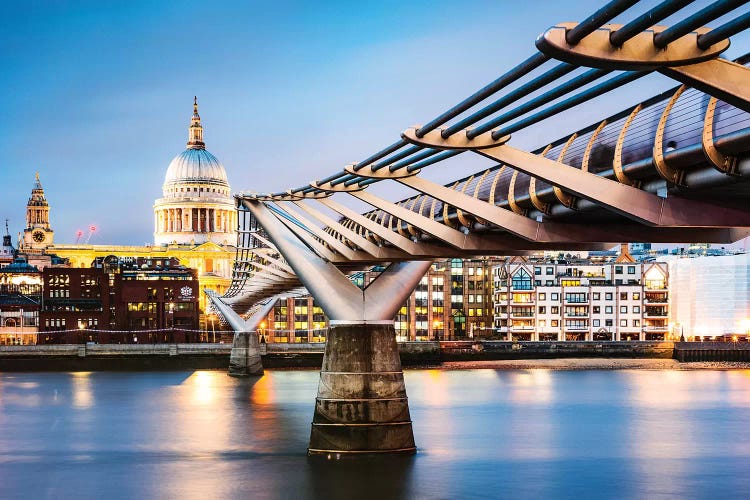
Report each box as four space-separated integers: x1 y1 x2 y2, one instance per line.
207 0 750 457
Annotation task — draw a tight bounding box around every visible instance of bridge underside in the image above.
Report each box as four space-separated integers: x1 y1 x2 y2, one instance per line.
208 1 750 457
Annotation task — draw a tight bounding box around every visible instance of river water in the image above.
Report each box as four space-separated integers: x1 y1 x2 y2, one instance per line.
1 368 750 499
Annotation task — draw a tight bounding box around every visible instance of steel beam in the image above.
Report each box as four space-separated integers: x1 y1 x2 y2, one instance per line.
243 199 364 320
661 58 750 113
403 128 750 227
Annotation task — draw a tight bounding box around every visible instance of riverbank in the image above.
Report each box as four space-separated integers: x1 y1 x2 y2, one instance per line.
2 341 750 371
439 358 750 370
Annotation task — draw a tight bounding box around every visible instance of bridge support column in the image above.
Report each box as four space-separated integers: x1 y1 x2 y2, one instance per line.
229 331 264 376
309 321 415 457
206 290 277 377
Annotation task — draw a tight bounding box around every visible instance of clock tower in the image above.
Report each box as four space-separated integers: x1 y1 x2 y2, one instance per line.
21 173 54 252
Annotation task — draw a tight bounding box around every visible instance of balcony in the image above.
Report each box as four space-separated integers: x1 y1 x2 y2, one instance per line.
564 299 589 306
644 311 668 319
510 325 535 332
510 313 534 320
643 326 669 332
564 325 589 332
511 299 535 305
564 313 590 318
644 298 668 306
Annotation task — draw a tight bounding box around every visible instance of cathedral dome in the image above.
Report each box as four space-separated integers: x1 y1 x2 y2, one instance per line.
164 148 229 188
154 97 236 247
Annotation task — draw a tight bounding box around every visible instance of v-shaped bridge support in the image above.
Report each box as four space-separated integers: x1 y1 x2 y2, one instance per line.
242 198 433 458
206 289 275 376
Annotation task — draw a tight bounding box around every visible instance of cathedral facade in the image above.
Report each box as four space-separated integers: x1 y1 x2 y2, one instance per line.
40 98 237 321
153 98 236 246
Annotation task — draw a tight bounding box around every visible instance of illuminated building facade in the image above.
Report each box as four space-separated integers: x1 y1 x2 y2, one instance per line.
668 253 750 339
493 257 670 341
153 97 236 246
257 258 496 342
39 257 200 344
0 256 42 345
19 173 54 253
28 98 236 323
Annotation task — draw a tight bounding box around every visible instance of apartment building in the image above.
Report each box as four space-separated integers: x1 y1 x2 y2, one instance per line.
261 258 496 342
493 255 669 341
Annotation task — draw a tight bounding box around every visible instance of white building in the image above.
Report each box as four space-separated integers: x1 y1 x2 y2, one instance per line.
669 253 750 339
492 257 669 341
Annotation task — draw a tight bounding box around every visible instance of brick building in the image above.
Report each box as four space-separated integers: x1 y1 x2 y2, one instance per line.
40 256 200 343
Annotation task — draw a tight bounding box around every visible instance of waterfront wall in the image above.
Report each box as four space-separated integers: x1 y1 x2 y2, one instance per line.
0 340 691 370
674 341 750 361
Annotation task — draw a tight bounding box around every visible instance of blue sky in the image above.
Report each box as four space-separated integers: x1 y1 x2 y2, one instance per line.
2 1 748 245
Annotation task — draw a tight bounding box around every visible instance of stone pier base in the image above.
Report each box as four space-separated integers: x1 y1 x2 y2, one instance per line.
228 331 263 376
308 322 415 458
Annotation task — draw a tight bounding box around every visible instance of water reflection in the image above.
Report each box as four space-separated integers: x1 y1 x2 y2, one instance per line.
71 372 93 408
2 369 750 498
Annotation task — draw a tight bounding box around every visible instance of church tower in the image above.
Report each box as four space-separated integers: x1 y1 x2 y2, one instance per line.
21 173 54 252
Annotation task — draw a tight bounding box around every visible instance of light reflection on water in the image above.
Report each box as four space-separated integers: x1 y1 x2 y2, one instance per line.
1 369 750 499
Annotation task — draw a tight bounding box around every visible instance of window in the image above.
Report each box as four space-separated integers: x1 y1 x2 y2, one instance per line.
565 306 587 317
565 292 587 303
605 319 613 326
546 267 554 275
551 306 559 314
593 306 600 314
620 319 627 327
605 306 613 314
632 293 640 300
538 306 546 314
615 266 623 274
511 269 533 290
561 280 581 287
565 319 587 329
628 266 636 275
593 319 600 327
538 293 546 300
551 293 559 301
620 306 627 313
592 292 600 300
551 320 559 327
633 306 640 313
620 292 628 300
633 319 640 327
539 320 546 327
605 293 613 300
534 267 541 275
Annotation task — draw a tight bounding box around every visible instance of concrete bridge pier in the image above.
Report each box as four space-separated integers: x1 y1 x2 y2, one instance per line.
242 199 432 457
309 321 415 457
228 331 263 376
206 290 276 376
